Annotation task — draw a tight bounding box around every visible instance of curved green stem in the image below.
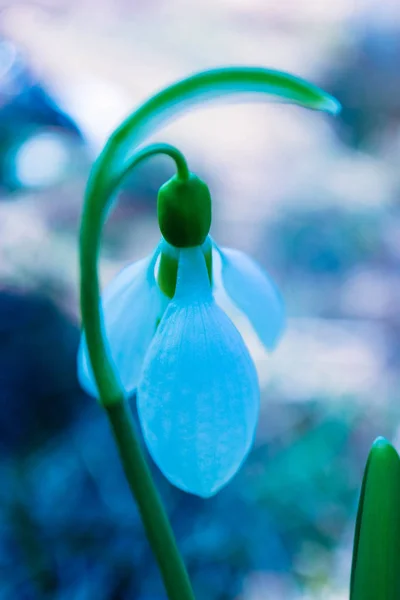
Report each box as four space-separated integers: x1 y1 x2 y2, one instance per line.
89 66 340 202
80 142 195 600
80 143 189 405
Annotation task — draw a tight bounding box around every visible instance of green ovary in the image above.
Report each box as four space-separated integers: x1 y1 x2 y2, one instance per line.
157 174 212 248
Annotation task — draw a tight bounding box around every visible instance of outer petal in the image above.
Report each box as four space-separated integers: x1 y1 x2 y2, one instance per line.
78 246 167 397
137 246 259 497
214 245 285 351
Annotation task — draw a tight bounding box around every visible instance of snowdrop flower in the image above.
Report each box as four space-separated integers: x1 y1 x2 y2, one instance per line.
78 168 284 497
78 66 340 499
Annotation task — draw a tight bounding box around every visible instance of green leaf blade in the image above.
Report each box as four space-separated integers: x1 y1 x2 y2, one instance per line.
351 437 400 600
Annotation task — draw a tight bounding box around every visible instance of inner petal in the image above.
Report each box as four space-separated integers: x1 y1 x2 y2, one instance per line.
156 238 213 298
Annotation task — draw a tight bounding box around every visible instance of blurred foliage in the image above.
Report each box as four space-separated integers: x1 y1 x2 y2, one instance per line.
327 26 400 149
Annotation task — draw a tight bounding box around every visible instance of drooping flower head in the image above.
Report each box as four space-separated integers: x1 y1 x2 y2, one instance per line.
78 67 340 497
79 167 282 496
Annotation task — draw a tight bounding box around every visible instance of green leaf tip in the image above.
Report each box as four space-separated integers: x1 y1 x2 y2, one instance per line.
350 437 400 600
316 95 341 116
371 435 393 451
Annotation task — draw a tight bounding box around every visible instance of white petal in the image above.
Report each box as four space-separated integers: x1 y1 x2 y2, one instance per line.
137 247 259 497
78 247 168 397
215 245 285 351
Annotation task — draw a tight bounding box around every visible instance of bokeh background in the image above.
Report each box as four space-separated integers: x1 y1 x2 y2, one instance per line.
0 1 399 598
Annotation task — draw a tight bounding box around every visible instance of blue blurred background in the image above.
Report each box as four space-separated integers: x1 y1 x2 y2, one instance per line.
1 1 400 598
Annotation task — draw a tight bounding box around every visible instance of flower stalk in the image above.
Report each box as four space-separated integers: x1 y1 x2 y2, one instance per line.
81 142 196 600
105 401 195 600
